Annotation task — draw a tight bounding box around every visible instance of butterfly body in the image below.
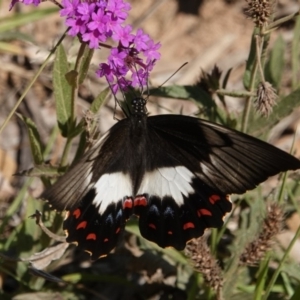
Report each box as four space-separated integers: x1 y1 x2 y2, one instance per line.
41 98 300 259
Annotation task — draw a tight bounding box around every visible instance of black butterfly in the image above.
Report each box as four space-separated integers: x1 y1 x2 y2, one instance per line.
41 97 300 259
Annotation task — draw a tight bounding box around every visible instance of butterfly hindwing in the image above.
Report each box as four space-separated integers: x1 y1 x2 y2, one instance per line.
64 189 129 259
135 168 231 250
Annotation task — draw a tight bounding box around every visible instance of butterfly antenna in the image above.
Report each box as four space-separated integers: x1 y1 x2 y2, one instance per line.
106 78 128 119
132 63 146 101
157 62 188 89
145 68 150 101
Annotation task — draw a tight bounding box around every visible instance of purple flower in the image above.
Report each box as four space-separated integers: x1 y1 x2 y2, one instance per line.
118 77 132 90
132 68 148 88
97 32 160 94
97 63 115 84
77 2 96 22
66 17 87 36
107 0 131 21
108 48 127 68
60 0 79 17
25 0 39 5
143 40 161 62
97 0 107 10
58 0 134 50
112 25 134 47
88 8 108 31
134 29 150 51
9 0 19 10
82 29 106 49
9 0 161 95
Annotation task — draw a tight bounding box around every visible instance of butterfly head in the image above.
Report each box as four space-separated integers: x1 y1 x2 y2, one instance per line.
131 97 147 116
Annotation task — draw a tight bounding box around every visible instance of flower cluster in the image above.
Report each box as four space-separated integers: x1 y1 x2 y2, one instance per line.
97 29 160 93
60 0 160 92
244 0 273 27
9 0 161 93
61 0 131 49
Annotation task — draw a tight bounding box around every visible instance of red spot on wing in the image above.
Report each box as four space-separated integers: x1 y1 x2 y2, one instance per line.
183 222 195 230
116 227 120 234
197 209 213 217
86 233 96 240
73 209 81 219
209 194 221 204
167 231 173 235
134 196 147 207
123 197 133 209
148 223 156 229
104 238 109 242
76 221 87 230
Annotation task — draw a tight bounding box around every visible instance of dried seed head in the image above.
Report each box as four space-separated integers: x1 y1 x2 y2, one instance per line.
244 0 274 27
195 65 222 95
255 81 277 116
185 237 223 295
240 203 283 266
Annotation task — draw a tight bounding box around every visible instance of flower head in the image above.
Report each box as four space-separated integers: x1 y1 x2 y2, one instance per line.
60 0 132 49
97 32 161 93
244 0 274 27
9 0 161 96
255 81 277 116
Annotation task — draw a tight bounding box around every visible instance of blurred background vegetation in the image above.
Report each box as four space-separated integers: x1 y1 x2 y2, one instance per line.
0 0 300 299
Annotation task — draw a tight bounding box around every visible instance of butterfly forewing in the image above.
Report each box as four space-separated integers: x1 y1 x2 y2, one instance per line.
41 102 300 259
148 115 300 194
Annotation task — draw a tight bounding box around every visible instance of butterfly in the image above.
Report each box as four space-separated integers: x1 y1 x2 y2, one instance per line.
41 97 300 260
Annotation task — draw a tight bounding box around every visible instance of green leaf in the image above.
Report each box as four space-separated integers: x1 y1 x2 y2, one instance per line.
53 44 72 137
223 195 266 298
0 31 34 43
0 179 33 244
265 35 285 89
70 88 109 160
254 256 270 299
290 285 300 300
292 16 300 89
219 68 233 110
73 129 88 163
78 47 95 84
3 197 44 285
65 70 78 88
16 164 66 178
90 87 110 113
62 272 131 286
149 85 216 110
16 113 43 165
68 122 85 139
243 31 258 90
222 67 232 89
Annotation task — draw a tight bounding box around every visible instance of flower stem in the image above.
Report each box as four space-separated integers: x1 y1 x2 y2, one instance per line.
255 35 266 83
263 11 300 34
216 89 255 98
263 225 300 300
